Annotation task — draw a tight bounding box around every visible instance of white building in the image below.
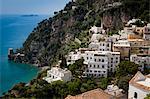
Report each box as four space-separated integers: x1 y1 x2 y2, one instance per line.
89 26 105 34
83 51 120 77
66 51 83 65
66 48 97 65
126 19 142 26
105 85 124 98
130 54 150 70
89 41 112 51
143 23 150 40
128 71 150 99
43 67 72 83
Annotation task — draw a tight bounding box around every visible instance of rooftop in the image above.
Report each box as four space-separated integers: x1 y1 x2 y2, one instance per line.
85 51 120 55
48 67 71 75
128 39 144 42
113 40 130 47
129 71 150 91
65 88 114 99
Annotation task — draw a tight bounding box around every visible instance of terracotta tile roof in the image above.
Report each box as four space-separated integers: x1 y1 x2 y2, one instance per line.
65 88 115 99
129 71 150 91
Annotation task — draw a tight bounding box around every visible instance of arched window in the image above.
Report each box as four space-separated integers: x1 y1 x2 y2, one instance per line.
134 92 137 98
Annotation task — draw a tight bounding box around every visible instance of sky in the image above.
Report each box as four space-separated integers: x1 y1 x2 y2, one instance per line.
0 0 70 15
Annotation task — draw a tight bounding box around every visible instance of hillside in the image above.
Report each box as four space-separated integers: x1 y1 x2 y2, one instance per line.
17 0 149 67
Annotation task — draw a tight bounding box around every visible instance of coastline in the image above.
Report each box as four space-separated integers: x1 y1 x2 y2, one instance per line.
0 15 49 96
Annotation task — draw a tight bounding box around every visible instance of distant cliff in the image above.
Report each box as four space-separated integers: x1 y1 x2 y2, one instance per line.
17 0 149 66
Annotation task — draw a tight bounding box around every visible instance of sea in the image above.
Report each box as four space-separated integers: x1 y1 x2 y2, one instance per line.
0 15 49 96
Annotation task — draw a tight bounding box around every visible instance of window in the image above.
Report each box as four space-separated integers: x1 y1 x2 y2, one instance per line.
90 70 92 72
134 92 137 99
87 57 89 60
110 68 113 71
95 59 96 62
111 64 113 67
90 57 92 59
89 65 92 67
87 70 89 72
93 65 95 68
103 71 106 73
102 65 104 68
102 59 104 62
107 44 109 47
97 65 100 68
98 71 101 73
99 59 101 62
94 70 97 73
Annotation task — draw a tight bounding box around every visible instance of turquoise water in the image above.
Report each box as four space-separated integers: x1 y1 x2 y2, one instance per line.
0 15 49 96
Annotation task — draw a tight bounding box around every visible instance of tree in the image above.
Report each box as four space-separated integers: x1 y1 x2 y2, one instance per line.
98 78 108 90
144 94 150 99
68 58 85 77
60 55 67 68
117 76 131 92
116 61 139 77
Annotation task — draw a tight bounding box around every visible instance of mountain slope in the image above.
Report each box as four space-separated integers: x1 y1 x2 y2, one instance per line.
18 0 149 66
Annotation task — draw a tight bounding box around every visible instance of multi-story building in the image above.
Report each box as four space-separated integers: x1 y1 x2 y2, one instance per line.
83 51 120 77
143 23 150 40
89 41 112 51
43 67 72 83
130 54 150 70
128 71 150 99
113 40 130 60
128 39 150 55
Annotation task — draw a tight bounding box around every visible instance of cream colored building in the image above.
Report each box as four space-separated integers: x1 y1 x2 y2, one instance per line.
128 71 150 99
113 40 130 60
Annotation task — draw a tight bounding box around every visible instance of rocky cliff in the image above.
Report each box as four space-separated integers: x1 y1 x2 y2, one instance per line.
17 0 149 66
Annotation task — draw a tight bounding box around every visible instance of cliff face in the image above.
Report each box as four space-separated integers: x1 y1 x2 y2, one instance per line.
19 0 149 66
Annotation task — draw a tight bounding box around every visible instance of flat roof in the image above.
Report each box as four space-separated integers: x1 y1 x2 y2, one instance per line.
85 51 120 55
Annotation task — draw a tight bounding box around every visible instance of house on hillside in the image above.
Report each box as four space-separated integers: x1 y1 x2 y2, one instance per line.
128 71 150 99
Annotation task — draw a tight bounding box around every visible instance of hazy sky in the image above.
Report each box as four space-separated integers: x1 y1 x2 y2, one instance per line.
0 0 70 15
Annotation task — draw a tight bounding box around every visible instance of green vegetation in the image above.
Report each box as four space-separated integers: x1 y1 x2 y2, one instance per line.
132 20 146 27
122 0 150 22
145 94 150 99
108 30 119 36
115 61 139 92
5 0 150 98
3 59 110 98
68 58 85 77
116 61 139 77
